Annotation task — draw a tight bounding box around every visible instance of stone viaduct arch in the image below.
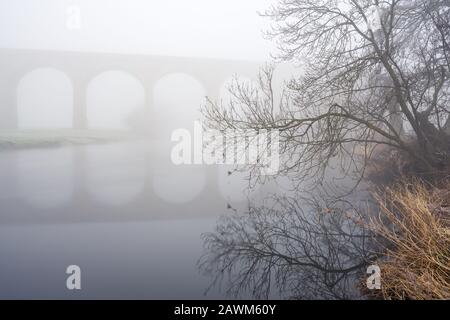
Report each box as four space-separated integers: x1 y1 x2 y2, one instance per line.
0 48 260 131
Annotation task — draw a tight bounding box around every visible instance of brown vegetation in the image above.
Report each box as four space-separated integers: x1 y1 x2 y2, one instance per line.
367 180 450 300
200 0 450 300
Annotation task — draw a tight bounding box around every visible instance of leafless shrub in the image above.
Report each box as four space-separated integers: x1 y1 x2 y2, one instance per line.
203 0 450 189
200 0 450 300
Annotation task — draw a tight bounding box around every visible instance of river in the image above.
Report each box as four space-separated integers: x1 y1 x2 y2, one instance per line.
0 139 267 299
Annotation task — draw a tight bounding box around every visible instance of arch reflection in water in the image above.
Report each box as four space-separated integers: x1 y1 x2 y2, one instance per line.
151 72 208 205
17 147 74 208
85 142 147 206
152 166 206 204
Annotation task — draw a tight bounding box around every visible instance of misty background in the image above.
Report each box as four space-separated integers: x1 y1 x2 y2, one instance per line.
0 0 275 60
0 0 291 299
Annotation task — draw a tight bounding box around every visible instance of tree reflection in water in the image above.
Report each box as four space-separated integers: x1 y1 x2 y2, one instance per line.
199 192 378 299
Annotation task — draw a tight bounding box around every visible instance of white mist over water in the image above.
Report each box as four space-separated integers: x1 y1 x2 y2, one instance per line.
0 0 287 299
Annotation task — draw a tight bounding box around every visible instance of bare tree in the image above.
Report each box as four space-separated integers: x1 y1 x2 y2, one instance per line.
199 0 450 300
203 0 450 187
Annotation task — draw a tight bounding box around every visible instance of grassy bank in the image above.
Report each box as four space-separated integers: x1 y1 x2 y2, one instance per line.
367 181 450 299
0 129 141 149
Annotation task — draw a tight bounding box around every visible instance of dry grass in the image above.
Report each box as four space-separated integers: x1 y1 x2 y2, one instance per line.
368 180 450 300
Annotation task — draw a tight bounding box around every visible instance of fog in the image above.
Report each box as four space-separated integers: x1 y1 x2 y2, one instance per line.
0 0 275 60
0 0 443 301
17 68 74 129
0 0 288 299
87 71 146 130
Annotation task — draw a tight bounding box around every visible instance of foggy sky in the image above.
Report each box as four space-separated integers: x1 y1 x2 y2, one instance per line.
0 0 277 60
